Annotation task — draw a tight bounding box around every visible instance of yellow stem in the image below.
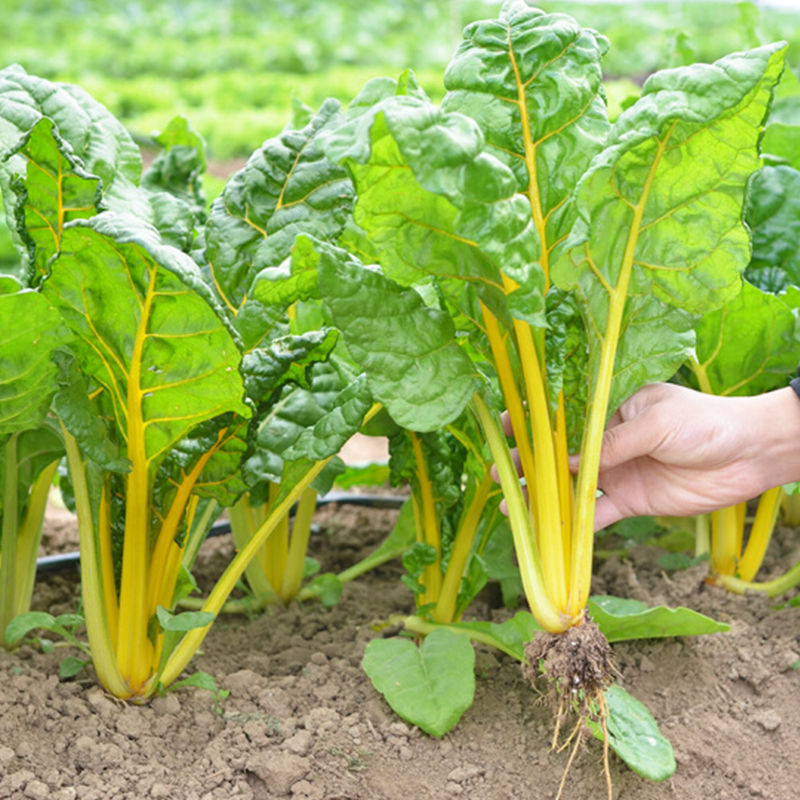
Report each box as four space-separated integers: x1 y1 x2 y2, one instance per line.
98 483 119 644
410 432 443 605
280 487 317 602
554 394 573 587
433 469 494 623
117 265 158 691
473 394 568 632
265 482 289 592
737 487 782 583
61 424 128 697
480 302 538 523
710 505 742 577
12 460 59 619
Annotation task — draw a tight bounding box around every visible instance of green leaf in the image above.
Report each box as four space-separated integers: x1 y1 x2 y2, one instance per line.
5 610 79 646
690 280 798 395
587 595 729 642
442 1 610 269
592 684 676 782
362 627 475 736
59 656 89 680
2 117 100 285
429 610 539 661
0 290 66 437
142 115 207 225
307 573 343 608
315 240 478 431
45 213 250 472
155 606 214 633
204 99 353 312
745 166 800 292
167 670 228 696
555 44 786 406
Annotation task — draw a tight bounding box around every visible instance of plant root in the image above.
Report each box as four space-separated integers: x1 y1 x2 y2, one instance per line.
521 617 616 800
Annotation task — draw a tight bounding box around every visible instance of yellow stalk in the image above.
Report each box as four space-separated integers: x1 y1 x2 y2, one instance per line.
512 317 565 609
265 482 289 592
147 429 226 616
98 484 119 644
480 302 538 520
710 505 742 577
568 124 676 618
410 432 443 605
474 394 568 632
61 424 128 697
280 486 317 602
229 495 275 600
433 469 494 623
117 265 158 691
0 434 19 641
12 460 59 620
554 394 573 586
737 486 782 583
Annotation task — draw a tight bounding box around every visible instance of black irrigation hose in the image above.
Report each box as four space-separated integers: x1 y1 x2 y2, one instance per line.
35 492 407 576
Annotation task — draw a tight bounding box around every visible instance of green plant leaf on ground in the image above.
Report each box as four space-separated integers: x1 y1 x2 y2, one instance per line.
362 627 475 736
587 595 729 642
590 684 676 782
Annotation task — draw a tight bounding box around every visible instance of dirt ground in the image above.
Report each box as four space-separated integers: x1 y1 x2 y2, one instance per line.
2 468 800 799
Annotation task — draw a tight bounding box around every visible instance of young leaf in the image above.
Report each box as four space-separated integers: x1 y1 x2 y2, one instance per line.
587 595 729 642
362 627 475 737
594 684 677 782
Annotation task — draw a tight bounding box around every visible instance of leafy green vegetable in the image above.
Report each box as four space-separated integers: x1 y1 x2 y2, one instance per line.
590 685 677 782
586 596 729 642
362 627 475 736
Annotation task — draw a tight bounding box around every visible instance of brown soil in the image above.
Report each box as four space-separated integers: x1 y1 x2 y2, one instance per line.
2 504 800 800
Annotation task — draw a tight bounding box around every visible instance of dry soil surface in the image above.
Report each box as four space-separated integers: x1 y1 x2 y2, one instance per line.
2 499 800 800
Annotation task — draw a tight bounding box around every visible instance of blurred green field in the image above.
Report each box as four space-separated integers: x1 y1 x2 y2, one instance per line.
2 0 799 164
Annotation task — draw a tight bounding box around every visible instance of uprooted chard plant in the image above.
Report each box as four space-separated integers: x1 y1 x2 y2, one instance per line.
268 1 784 790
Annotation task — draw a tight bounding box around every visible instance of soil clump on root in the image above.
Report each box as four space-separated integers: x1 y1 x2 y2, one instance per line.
522 618 616 800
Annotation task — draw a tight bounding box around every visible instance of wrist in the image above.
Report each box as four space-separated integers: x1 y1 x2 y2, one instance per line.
749 387 800 491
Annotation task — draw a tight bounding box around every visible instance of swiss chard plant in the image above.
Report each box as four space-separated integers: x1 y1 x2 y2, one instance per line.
0 68 377 698
267 1 784 790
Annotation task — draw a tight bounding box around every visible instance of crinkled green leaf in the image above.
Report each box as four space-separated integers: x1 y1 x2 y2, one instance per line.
0 66 201 255
442 1 609 274
325 88 538 325
242 329 338 405
362 627 475 737
142 115 207 225
745 165 800 292
315 240 477 431
45 213 249 472
587 595 729 642
2 118 100 285
0 290 66 436
762 62 800 170
204 99 353 312
554 44 786 408
591 685 676 782
690 280 798 396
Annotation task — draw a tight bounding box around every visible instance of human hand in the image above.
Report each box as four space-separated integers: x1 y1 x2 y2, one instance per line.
499 382 800 531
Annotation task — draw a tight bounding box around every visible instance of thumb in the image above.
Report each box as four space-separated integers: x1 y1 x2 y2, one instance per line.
598 407 664 471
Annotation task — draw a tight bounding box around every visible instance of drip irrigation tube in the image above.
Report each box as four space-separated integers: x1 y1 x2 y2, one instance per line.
35 492 407 576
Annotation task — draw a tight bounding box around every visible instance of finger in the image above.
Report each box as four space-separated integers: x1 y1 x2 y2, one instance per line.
593 493 625 532
499 483 529 516
500 409 513 437
598 407 665 471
